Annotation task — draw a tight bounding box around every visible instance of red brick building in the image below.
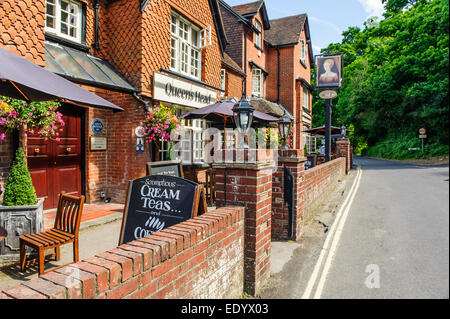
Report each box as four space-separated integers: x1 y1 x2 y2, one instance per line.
1 0 315 210
1 0 227 209
218 0 314 149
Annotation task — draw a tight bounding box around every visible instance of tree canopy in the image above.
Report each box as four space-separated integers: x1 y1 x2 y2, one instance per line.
312 0 449 158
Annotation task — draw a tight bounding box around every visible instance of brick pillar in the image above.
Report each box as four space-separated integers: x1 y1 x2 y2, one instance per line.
271 149 307 241
336 138 351 173
213 149 274 296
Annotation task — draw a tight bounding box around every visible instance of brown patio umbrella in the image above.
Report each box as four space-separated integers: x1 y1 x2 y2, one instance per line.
0 47 123 112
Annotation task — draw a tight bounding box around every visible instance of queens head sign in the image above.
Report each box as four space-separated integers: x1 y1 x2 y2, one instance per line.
315 54 343 90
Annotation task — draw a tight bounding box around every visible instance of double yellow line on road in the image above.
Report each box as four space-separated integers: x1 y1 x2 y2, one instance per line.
301 165 363 299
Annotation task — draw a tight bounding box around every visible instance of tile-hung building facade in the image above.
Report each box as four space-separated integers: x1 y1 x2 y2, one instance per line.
218 0 314 150
0 0 227 209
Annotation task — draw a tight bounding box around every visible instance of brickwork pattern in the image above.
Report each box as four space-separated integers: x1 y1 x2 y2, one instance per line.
298 158 346 236
271 152 346 241
271 149 305 240
336 138 351 173
2 207 245 299
213 155 273 296
223 67 244 100
0 0 46 66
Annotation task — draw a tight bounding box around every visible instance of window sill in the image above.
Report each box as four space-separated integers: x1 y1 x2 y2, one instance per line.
254 44 263 52
300 59 307 69
45 33 90 52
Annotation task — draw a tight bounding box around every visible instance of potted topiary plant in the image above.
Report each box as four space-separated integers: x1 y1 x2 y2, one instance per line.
0 147 44 259
0 95 64 260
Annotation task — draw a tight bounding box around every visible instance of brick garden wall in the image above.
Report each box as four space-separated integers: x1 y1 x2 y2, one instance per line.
298 158 346 235
272 154 346 241
1 207 245 299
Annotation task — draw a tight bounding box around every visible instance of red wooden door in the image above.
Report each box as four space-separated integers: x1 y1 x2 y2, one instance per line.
27 105 83 210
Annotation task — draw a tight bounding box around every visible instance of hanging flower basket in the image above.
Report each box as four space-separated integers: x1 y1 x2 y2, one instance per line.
140 103 181 159
0 96 65 141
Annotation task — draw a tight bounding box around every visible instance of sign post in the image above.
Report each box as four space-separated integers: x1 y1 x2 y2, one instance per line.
419 128 427 153
315 53 343 162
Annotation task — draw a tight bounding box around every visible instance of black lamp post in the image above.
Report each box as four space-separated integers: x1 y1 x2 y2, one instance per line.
278 113 292 149
233 97 254 149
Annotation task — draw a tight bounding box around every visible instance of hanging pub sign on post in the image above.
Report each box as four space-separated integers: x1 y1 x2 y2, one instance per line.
315 53 343 162
315 54 343 90
118 175 203 245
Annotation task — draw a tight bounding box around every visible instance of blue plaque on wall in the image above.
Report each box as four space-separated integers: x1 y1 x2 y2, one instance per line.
91 118 104 134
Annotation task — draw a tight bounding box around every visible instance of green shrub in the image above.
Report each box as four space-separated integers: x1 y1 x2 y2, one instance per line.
2 148 37 206
366 132 449 160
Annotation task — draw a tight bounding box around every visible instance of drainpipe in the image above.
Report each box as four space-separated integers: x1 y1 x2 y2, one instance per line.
277 47 280 104
93 0 100 50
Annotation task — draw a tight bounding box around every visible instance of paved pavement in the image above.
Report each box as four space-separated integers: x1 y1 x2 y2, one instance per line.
260 156 449 299
0 212 124 293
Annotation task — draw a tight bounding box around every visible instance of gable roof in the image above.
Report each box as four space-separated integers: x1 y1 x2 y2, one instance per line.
232 0 270 30
265 14 307 46
232 1 262 16
222 52 245 76
265 14 314 65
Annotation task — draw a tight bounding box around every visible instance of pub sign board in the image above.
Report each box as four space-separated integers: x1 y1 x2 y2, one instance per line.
119 175 200 245
315 53 343 90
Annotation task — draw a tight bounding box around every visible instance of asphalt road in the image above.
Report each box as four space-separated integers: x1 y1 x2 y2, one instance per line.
319 157 449 299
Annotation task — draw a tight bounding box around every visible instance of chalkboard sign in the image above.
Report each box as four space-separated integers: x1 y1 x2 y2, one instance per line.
119 175 200 245
146 160 184 178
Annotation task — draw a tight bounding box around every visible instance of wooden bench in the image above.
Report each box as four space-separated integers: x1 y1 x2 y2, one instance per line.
19 193 85 276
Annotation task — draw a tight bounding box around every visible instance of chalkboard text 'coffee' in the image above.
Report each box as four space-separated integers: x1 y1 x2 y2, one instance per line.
119 175 200 245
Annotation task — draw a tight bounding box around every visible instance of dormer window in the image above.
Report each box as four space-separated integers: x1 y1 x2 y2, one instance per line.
45 0 83 43
254 20 262 49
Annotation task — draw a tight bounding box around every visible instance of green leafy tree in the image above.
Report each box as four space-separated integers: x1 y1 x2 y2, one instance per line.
312 0 449 159
2 148 37 206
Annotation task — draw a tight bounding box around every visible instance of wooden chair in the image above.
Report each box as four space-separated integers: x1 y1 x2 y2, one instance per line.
19 193 85 276
205 168 216 207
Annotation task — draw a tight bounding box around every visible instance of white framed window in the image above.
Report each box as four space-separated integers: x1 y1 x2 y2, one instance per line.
166 118 207 165
302 86 309 108
220 69 226 98
252 68 263 97
45 0 83 43
254 20 262 49
200 25 212 48
300 39 306 64
170 13 202 80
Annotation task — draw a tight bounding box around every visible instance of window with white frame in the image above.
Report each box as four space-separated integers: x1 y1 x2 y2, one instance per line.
45 0 83 43
170 13 202 80
164 118 206 165
300 39 306 64
220 69 226 97
254 20 262 49
302 86 309 109
252 68 263 97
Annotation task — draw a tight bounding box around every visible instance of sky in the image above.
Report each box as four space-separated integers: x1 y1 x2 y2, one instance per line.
224 0 386 55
